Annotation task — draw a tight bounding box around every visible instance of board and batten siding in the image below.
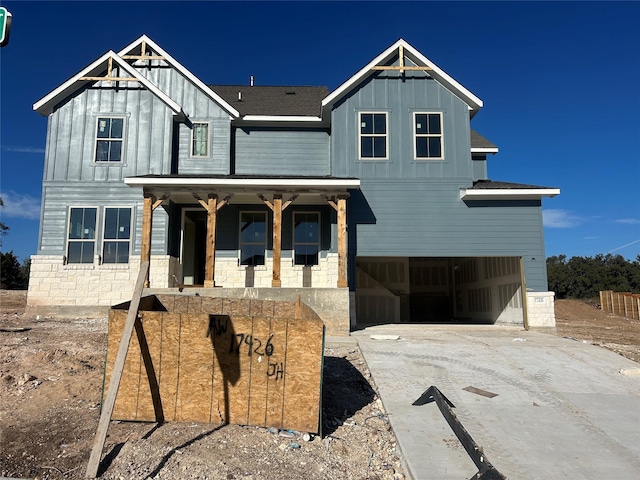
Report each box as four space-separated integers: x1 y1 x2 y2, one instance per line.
330 72 472 180
234 128 330 176
38 182 169 256
132 60 231 175
44 80 175 182
348 181 549 291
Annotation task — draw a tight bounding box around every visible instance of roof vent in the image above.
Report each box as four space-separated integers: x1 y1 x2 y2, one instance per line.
250 75 254 87
238 91 242 101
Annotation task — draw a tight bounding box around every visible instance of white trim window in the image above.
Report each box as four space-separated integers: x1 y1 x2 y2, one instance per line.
95 117 125 162
102 207 132 264
67 207 98 264
239 211 267 266
293 212 320 266
414 112 443 159
191 122 210 157
359 112 388 159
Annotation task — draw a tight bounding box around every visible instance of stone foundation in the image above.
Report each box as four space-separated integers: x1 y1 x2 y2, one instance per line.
26 254 179 317
526 291 556 331
208 254 339 288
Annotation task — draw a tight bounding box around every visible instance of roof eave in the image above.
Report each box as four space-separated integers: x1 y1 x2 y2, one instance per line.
471 147 499 154
460 188 561 200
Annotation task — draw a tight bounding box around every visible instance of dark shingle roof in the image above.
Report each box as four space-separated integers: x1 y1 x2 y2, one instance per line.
209 85 329 116
470 180 555 190
470 130 497 149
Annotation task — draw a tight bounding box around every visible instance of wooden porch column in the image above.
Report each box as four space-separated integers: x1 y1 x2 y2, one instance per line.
196 193 231 288
141 193 166 288
337 195 348 288
204 194 218 288
141 193 155 287
322 194 349 288
272 194 283 287
258 193 297 288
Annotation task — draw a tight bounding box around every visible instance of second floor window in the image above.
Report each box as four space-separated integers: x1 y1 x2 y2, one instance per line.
414 113 443 159
191 123 209 157
359 112 387 159
67 207 97 264
95 117 124 162
239 212 266 266
102 207 132 264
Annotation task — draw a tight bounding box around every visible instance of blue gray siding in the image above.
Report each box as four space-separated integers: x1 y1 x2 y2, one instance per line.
348 181 548 291
133 61 231 175
39 182 169 256
331 73 472 180
332 71 549 291
472 155 488 181
234 128 330 176
45 83 175 182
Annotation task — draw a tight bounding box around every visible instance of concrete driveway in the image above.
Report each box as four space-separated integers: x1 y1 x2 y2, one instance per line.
353 325 640 480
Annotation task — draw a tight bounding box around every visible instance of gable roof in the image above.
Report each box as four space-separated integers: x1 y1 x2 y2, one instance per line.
322 38 484 117
118 35 240 118
33 50 183 117
210 85 328 117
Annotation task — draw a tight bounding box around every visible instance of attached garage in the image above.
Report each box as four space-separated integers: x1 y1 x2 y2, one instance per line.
355 256 525 327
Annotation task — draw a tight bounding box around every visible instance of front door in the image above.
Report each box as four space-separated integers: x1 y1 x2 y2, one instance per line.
181 209 207 285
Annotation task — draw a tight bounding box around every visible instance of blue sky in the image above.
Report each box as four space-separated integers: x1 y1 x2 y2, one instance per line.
1 1 639 262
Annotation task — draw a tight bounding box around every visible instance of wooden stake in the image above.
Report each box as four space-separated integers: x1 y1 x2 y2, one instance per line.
85 262 149 479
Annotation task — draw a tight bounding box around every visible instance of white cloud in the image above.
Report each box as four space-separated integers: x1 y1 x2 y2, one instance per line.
608 238 640 254
3 146 46 154
0 192 41 220
615 218 640 225
542 209 583 228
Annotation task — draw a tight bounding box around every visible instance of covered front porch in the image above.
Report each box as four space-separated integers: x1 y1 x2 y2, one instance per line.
124 175 360 291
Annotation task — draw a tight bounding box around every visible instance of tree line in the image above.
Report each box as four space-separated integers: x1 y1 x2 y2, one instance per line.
0 197 30 289
547 254 640 300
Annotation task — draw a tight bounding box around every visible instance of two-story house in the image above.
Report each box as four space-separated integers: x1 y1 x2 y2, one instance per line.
27 35 559 334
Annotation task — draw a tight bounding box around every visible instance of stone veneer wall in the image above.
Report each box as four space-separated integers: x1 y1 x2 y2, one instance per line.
212 253 339 288
526 291 556 330
26 255 179 315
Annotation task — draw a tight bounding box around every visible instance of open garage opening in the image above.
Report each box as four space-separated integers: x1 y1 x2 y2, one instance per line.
355 256 524 327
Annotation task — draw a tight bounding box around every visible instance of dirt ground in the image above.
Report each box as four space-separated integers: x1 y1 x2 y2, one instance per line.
0 290 405 480
1 291 639 480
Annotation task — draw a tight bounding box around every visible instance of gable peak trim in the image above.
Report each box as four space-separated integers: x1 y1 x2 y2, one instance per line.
322 38 483 114
118 35 240 118
33 50 183 117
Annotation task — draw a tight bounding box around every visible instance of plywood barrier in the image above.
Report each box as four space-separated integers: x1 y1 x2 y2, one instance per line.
103 295 324 433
